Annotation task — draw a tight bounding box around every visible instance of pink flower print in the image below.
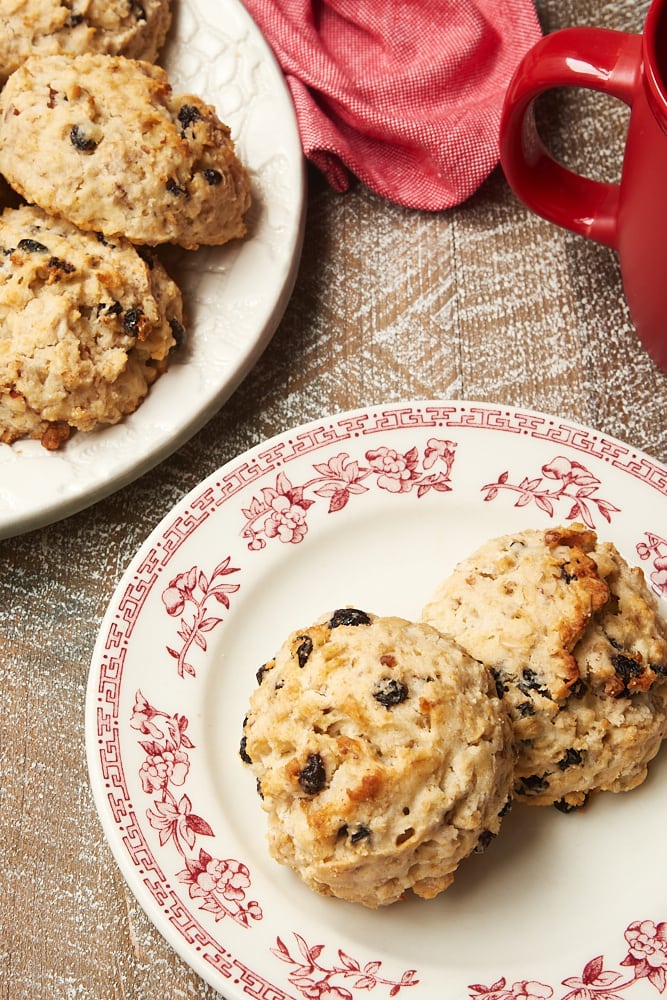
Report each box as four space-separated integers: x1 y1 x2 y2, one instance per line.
148 795 191 847
314 987 354 1000
423 437 457 472
162 567 197 616
636 534 667 597
139 746 190 793
510 983 553 1000
147 795 191 847
177 849 263 927
186 852 252 903
542 457 601 488
471 921 667 1000
241 442 456 550
469 978 553 1000
561 953 630 1000
311 453 371 513
482 453 620 527
147 794 213 851
162 585 185 616
132 694 261 928
366 446 420 493
273 933 419 1000
242 472 314 550
313 453 366 487
211 858 252 902
622 920 667 991
162 557 240 678
651 556 667 596
130 690 164 740
264 492 309 543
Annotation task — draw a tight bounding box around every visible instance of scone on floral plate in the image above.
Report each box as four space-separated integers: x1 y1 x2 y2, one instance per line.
241 609 515 908
422 524 667 811
0 204 184 449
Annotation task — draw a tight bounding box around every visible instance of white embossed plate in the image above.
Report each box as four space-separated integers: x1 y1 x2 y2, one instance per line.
86 401 667 999
0 0 305 540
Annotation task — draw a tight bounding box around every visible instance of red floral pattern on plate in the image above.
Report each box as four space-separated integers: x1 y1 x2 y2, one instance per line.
162 557 240 678
241 439 457 550
469 921 667 1000
272 932 419 1000
131 691 262 928
637 534 667 596
159 448 666 683
481 456 621 528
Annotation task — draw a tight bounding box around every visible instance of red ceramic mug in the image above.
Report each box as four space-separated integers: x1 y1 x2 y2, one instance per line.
499 0 667 372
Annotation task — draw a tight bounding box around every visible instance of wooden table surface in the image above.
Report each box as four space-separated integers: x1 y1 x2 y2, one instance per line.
2 1 667 996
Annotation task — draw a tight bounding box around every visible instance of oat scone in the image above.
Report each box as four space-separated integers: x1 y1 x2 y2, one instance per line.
241 609 514 908
0 204 184 449
0 53 251 249
422 525 667 810
0 0 172 84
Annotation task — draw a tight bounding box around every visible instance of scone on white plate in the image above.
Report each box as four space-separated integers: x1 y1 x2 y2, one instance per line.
422 524 667 810
0 204 184 449
0 0 173 84
241 609 515 908
0 53 251 249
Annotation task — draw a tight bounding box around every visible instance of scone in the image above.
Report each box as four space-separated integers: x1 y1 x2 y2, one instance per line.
422 525 667 810
0 0 172 84
0 53 251 249
241 609 514 908
0 204 184 449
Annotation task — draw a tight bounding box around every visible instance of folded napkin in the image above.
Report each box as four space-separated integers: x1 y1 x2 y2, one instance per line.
242 0 542 210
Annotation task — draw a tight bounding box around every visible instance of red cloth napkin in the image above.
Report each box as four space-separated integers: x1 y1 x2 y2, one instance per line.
242 0 542 210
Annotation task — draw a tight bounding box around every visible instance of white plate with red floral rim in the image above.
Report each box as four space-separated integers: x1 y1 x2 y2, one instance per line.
86 400 667 1000
0 0 305 540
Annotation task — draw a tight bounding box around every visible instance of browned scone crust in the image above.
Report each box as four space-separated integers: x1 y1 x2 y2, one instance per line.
0 53 251 249
0 204 183 448
241 609 514 908
422 524 667 811
0 0 173 84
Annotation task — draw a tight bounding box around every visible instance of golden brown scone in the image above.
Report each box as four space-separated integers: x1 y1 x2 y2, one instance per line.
0 204 184 448
0 0 172 84
422 525 667 810
241 609 514 908
0 53 251 249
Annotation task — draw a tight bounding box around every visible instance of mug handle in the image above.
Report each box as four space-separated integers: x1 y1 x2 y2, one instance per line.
499 27 643 249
